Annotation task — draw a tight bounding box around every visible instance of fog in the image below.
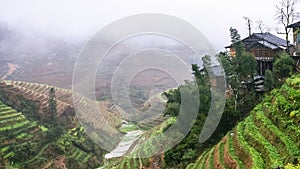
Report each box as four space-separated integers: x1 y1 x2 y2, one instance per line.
1 0 298 52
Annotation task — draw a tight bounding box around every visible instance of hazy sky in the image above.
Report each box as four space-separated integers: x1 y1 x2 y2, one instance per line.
0 0 299 51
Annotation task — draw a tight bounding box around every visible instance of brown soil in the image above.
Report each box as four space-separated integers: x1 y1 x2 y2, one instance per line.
223 135 238 169
213 143 223 169
233 127 252 169
55 156 67 169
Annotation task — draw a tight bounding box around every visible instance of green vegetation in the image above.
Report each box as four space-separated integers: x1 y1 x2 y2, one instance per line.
162 29 262 168
186 74 300 168
39 125 48 132
236 122 265 168
118 122 138 133
0 81 105 169
273 51 295 84
0 24 299 168
244 115 282 168
227 134 244 168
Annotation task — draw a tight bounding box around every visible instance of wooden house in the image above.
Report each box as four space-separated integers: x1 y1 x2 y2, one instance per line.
226 32 288 75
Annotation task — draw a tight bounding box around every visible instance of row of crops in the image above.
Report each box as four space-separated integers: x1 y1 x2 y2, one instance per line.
186 75 300 169
0 102 45 164
0 80 109 168
0 101 104 168
104 117 175 169
0 80 123 138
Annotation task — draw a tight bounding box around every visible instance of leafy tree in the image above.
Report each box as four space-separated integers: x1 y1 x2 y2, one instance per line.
225 28 259 115
163 29 260 168
218 52 238 90
229 28 257 81
164 64 211 168
230 27 244 57
237 52 257 80
164 102 180 117
273 52 294 82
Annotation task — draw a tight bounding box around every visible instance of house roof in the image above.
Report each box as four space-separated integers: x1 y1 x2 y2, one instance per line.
287 21 300 28
256 40 278 50
226 32 287 50
252 32 287 47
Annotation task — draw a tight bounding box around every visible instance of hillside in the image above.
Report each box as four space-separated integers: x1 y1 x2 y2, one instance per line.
0 80 123 168
0 76 299 169
186 75 300 169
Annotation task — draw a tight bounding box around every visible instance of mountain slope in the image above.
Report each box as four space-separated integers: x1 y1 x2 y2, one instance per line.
187 74 300 169
0 80 124 168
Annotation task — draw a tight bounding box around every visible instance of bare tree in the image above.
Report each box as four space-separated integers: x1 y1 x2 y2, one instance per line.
256 20 271 34
244 17 252 36
275 0 300 49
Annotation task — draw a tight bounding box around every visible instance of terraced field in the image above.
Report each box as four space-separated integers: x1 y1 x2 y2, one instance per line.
186 75 300 169
1 75 299 168
0 101 107 168
0 80 122 135
103 116 175 169
0 80 127 168
0 102 43 159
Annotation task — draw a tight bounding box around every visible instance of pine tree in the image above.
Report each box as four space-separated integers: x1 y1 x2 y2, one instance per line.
46 87 63 141
49 87 57 124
